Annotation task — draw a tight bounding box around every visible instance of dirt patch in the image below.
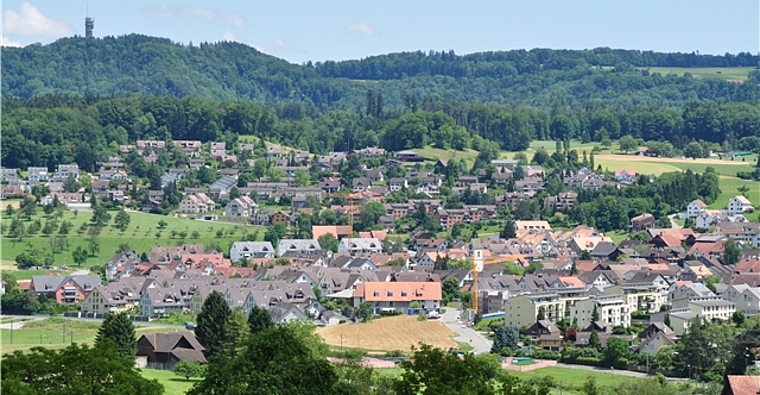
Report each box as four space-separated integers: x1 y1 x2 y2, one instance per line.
316 315 457 352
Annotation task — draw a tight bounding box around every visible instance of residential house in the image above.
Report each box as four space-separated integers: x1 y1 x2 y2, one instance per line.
277 239 322 257
544 192 578 212
312 225 353 241
630 213 655 232
687 199 709 218
1 168 19 182
352 281 442 314
27 167 49 184
30 275 101 303
174 140 203 156
388 178 408 192
395 150 425 162
137 332 206 370
514 220 552 232
718 222 760 246
514 176 544 196
230 242 275 262
352 177 372 193
570 295 631 329
179 193 215 214
56 164 80 181
338 238 383 255
225 196 258 218
526 320 563 351
722 284 760 316
614 169 637 186
728 195 754 215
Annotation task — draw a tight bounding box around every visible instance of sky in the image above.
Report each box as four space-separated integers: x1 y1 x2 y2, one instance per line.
2 0 759 64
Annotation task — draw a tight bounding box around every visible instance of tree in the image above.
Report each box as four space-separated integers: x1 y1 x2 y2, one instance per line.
157 220 168 230
500 219 516 239
603 337 630 369
4 204 15 218
537 306 546 320
591 304 599 321
228 186 241 199
91 205 112 227
684 141 705 159
72 246 89 267
737 184 751 197
355 301 373 322
618 135 638 153
88 236 101 257
588 330 601 350
294 170 311 187
491 325 519 355
723 238 741 265
357 201 387 231
581 376 600 395
188 325 347 395
248 305 274 335
1 342 163 395
224 307 249 357
732 310 746 327
173 360 206 381
95 312 137 357
317 233 339 253
195 291 231 360
15 252 40 269
113 209 131 232
673 317 734 379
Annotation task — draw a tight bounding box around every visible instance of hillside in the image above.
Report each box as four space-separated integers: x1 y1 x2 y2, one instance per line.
2 34 759 108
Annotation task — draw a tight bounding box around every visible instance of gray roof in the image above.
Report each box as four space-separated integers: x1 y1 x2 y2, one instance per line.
32 275 101 293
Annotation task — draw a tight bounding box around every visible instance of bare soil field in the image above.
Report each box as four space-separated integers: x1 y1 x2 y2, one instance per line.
316 315 457 352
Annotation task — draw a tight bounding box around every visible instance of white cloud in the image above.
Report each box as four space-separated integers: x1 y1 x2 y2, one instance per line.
1 36 23 47
142 5 245 27
3 2 74 37
346 22 378 36
219 31 238 42
251 38 297 54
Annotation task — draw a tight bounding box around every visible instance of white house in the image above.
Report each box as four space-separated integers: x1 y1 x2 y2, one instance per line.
722 284 760 316
230 241 275 262
728 195 753 215
338 238 383 255
687 199 708 218
225 196 258 218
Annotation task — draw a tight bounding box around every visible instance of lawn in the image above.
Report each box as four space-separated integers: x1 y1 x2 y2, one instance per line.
141 368 200 395
415 146 480 167
641 66 755 81
507 366 641 393
0 317 176 354
712 176 760 210
0 265 76 280
0 207 266 267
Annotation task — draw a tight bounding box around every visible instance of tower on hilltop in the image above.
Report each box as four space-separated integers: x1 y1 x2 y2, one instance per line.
85 16 94 38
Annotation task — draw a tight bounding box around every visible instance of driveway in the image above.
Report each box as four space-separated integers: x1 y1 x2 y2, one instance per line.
668 214 682 229
440 308 492 354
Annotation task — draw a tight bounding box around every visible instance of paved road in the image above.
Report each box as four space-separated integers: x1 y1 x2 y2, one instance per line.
441 308 492 354
556 363 689 383
668 214 683 229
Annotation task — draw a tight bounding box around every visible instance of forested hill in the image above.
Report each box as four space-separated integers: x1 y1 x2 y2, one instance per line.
2 34 760 108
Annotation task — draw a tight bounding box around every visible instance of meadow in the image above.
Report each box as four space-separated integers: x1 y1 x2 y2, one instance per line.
141 369 200 395
0 207 267 268
640 66 755 81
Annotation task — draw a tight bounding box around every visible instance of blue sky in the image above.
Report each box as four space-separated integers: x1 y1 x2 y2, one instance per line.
2 0 758 64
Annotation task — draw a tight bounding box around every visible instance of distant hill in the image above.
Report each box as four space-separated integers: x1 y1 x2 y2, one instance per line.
2 34 759 107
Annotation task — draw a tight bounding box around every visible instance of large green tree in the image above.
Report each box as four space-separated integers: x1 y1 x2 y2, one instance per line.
248 305 274 335
189 325 347 395
1 342 163 395
195 291 231 360
95 312 137 357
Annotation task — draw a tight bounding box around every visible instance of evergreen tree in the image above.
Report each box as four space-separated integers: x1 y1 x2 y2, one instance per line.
224 308 249 357
95 312 136 357
195 291 231 360
591 304 599 322
536 306 546 320
500 219 516 239
588 330 601 350
248 305 274 335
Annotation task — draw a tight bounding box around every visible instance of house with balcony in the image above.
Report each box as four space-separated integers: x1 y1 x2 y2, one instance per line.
30 275 101 303
352 281 441 314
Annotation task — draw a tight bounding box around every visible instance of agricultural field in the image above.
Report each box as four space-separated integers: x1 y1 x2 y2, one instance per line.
0 264 76 280
316 315 458 352
640 66 756 81
0 317 174 354
141 369 200 395
0 207 266 268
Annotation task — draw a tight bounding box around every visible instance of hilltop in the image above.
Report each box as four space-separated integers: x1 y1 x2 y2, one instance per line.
2 34 759 108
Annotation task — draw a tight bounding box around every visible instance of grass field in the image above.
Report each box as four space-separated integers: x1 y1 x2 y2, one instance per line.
0 264 76 280
141 369 200 395
0 207 266 267
416 146 480 167
316 315 458 352
641 66 756 81
0 317 176 354
507 366 641 393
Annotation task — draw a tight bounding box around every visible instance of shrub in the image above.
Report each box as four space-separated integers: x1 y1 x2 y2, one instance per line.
528 375 557 388
576 357 601 366
532 350 560 360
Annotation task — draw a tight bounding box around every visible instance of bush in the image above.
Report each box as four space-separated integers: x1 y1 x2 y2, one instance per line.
532 350 560 360
331 348 367 362
528 375 557 388
385 350 405 357
379 310 402 317
576 357 602 366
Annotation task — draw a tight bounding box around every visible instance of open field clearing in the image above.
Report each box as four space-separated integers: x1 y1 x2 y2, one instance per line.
0 263 75 280
508 366 643 394
141 369 200 395
0 208 265 267
317 315 458 352
416 146 480 166
0 317 175 354
641 66 755 81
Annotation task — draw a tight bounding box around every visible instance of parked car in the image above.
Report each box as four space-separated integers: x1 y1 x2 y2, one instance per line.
184 321 196 330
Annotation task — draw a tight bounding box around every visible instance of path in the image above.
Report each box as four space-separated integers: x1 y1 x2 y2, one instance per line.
555 363 688 382
668 214 682 229
441 308 492 354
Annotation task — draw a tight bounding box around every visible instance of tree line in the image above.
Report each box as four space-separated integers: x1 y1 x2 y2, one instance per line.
3 35 759 108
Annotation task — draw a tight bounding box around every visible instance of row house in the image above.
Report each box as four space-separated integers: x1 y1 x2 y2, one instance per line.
352 281 442 314
514 176 544 196
1 168 19 182
230 242 276 262
174 140 203 156
81 278 148 314
338 238 383 255
717 222 760 246
544 192 578 211
30 275 101 303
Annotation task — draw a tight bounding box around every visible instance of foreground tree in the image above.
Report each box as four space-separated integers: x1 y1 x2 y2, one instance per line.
1 341 163 395
173 360 207 381
95 312 136 357
224 307 249 357
248 305 274 335
195 291 231 360
189 325 348 395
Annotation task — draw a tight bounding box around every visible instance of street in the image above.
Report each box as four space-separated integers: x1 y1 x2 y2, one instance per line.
440 308 492 354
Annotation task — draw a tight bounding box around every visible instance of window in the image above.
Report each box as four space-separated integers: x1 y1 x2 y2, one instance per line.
387 291 394 297
373 290 379 297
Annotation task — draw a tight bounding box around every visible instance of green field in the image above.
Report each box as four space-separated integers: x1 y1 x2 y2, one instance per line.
641 66 756 81
141 369 200 395
713 176 760 210
507 366 641 393
0 317 175 354
415 146 480 167
0 208 266 267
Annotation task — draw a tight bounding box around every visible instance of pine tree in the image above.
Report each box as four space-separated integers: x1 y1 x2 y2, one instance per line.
591 304 599 322
224 308 249 357
95 312 136 357
195 291 231 359
588 330 601 350
248 305 274 335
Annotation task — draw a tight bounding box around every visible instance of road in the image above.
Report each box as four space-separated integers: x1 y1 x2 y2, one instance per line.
555 363 690 383
441 308 492 354
668 214 683 229
0 314 184 330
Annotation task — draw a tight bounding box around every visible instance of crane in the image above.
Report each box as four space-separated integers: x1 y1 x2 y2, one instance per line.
469 242 524 316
